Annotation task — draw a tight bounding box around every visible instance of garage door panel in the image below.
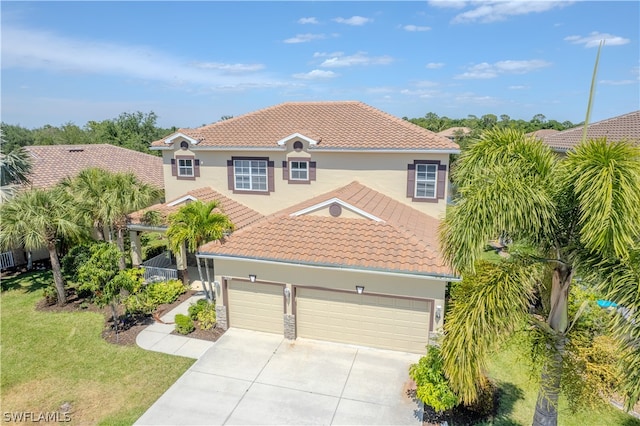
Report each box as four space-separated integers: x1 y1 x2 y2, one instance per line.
227 280 283 334
296 288 431 353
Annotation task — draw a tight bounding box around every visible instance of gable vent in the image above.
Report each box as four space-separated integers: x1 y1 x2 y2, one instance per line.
68 149 85 153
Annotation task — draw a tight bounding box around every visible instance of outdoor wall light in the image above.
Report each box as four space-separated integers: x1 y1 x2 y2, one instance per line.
283 287 291 300
355 286 365 294
214 281 220 293
435 305 442 321
249 274 257 283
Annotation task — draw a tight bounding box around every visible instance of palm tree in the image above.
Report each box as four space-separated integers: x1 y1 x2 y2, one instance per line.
439 128 640 425
0 188 84 305
0 146 32 201
166 200 234 285
62 169 162 269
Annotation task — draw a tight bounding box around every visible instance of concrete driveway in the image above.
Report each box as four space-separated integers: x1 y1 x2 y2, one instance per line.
135 328 423 425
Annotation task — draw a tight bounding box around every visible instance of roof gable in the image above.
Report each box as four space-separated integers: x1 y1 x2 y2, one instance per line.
153 101 459 152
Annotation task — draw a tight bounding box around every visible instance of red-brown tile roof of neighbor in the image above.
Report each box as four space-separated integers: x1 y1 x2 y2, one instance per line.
24 144 163 189
436 127 472 138
128 187 264 231
538 111 640 152
152 101 459 151
200 182 453 277
525 129 560 138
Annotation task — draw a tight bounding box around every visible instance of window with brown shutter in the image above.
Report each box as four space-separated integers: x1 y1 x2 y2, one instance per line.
283 157 316 185
174 155 197 181
407 160 446 203
229 156 273 194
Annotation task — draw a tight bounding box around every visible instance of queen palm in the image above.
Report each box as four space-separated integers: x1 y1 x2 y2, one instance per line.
166 200 234 284
0 188 83 305
439 128 640 425
0 146 32 201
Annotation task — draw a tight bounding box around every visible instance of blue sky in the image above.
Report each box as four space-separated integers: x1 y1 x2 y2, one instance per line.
2 1 639 129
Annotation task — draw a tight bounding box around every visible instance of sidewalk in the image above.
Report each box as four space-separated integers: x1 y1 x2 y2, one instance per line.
135 290 215 359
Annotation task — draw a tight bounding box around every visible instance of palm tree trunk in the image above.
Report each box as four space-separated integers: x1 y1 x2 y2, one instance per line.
116 227 126 271
47 241 67 305
532 265 572 426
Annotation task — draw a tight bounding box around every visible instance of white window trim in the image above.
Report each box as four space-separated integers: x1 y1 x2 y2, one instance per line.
178 158 195 177
415 163 438 199
234 159 268 192
289 160 309 181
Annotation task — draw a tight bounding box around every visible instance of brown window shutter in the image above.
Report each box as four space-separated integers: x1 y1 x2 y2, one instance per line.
437 164 447 199
268 161 275 192
309 161 317 181
194 159 200 177
227 160 234 190
171 158 177 176
282 160 288 180
406 163 415 198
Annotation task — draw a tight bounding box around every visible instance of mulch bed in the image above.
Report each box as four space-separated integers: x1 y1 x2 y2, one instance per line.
35 289 225 346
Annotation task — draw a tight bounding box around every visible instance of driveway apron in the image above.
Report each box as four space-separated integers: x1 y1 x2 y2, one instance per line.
135 328 423 425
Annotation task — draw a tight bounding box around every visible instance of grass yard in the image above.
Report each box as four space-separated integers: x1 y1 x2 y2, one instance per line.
1 271 194 425
483 341 640 426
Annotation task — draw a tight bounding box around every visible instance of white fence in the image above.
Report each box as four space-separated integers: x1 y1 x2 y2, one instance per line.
0 251 15 270
141 251 177 282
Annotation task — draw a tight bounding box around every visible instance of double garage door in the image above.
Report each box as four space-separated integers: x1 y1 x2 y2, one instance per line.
226 280 431 353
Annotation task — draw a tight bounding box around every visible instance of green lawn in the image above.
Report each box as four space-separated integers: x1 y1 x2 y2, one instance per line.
1 271 193 425
483 342 640 426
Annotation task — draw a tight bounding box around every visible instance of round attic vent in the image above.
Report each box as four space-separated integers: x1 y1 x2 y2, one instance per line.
293 141 303 152
180 141 189 150
329 203 342 217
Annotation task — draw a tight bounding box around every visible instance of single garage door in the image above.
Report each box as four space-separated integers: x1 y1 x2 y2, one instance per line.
296 288 431 353
227 280 283 334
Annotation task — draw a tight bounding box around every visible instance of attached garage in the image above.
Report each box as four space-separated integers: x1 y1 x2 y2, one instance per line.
226 279 284 334
296 288 433 353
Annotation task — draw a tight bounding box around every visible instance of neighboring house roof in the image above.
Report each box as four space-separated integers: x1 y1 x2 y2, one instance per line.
128 186 264 230
525 129 560 138
152 101 459 151
199 182 453 278
537 111 640 152
24 144 163 189
436 127 472 139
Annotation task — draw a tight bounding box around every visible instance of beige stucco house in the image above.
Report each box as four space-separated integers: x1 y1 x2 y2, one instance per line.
129 101 460 353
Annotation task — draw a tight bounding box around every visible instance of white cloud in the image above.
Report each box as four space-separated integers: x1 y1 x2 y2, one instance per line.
402 25 431 32
298 17 318 24
450 1 571 24
333 16 372 26
292 70 337 80
425 62 444 69
283 33 327 44
427 1 467 9
564 32 630 48
319 52 393 68
2 25 282 90
509 85 529 90
191 62 265 73
455 59 551 79
413 80 439 88
313 51 344 58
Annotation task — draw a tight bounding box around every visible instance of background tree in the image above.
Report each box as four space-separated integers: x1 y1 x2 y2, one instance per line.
439 128 640 425
0 188 84 304
0 145 32 201
166 200 234 286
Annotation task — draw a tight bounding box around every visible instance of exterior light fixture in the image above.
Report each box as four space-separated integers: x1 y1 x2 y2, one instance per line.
355 286 364 294
283 287 291 300
435 305 442 321
249 274 257 283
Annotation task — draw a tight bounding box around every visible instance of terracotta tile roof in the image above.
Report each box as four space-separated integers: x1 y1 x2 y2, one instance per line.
525 129 560 138
437 127 472 138
25 144 163 189
200 182 453 277
128 187 264 230
152 101 459 151
537 111 640 152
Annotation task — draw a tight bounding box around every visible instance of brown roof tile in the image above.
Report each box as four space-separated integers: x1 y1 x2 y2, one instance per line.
25 144 163 189
200 182 453 277
538 111 640 152
152 101 459 151
128 187 263 230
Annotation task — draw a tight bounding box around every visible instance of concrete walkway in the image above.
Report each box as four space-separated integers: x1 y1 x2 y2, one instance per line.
135 291 215 359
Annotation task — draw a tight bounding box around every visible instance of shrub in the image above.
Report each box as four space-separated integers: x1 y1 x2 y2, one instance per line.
188 299 209 320
409 346 459 412
145 280 186 305
175 314 194 335
42 285 57 305
196 302 216 330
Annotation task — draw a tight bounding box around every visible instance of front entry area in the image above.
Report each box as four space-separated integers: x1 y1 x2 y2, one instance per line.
226 279 283 334
296 288 432 353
